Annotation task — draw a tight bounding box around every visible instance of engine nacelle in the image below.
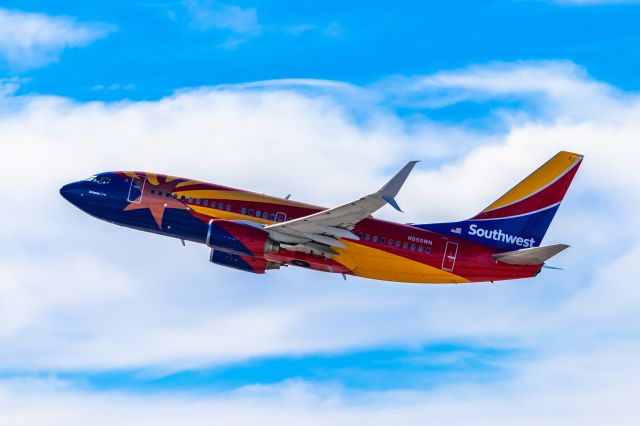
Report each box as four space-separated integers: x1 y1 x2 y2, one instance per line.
206 219 279 257
210 249 281 274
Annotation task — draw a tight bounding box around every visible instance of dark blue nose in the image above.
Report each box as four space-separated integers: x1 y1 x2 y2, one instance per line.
60 182 85 206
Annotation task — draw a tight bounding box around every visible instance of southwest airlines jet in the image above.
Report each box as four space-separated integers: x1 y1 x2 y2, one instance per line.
60 151 583 284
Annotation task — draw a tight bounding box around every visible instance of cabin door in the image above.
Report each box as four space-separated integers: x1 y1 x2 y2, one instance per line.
127 175 146 203
442 241 458 272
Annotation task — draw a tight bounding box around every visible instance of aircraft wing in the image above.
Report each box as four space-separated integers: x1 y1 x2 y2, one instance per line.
264 161 418 252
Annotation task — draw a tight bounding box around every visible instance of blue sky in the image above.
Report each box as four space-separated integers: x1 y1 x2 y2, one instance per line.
3 0 640 101
1 1 640 424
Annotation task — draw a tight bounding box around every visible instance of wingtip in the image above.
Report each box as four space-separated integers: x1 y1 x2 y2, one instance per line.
378 161 419 199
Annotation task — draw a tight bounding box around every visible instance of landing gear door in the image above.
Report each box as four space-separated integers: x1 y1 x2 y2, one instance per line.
127 175 146 203
442 241 458 272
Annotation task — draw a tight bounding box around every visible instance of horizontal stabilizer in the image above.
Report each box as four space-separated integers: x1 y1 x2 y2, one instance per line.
492 244 569 266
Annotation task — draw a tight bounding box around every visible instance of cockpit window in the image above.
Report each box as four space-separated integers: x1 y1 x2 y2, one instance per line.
85 175 111 184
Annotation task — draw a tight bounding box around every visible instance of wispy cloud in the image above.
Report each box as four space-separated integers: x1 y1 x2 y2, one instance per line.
0 8 114 70
378 61 626 121
181 1 342 49
283 22 344 38
184 0 260 35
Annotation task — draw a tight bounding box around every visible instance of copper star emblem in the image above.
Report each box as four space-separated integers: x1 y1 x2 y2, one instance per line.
123 174 189 229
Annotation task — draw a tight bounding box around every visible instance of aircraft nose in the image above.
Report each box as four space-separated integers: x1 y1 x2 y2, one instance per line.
60 182 84 205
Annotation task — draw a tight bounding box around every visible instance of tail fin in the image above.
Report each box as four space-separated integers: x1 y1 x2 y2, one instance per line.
416 151 583 251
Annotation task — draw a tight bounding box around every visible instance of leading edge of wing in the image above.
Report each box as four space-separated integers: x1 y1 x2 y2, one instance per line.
265 161 419 246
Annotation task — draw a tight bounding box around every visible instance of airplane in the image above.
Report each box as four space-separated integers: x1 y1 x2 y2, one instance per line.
60 151 583 284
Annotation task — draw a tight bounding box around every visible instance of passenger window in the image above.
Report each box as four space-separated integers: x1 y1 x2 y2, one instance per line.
357 233 363 239
249 209 255 216
241 208 247 215
263 212 268 219
426 247 431 254
158 191 163 196
372 235 378 243
218 202 224 209
388 239 393 246
365 234 371 241
166 192 171 198
180 195 186 201
188 197 193 203
410 244 416 251
196 199 201 205
403 242 408 249
150 189 156 195
173 194 178 199
270 214 276 221
226 204 231 211
418 246 423 253
395 241 401 248
256 210 261 217
203 200 209 207
381 237 386 244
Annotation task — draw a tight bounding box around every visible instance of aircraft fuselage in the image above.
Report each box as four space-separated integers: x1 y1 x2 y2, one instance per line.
60 171 540 284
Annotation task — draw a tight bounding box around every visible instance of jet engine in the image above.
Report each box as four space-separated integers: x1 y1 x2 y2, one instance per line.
209 249 280 274
206 219 279 257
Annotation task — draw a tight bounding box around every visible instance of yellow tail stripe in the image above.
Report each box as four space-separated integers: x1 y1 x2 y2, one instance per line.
483 151 583 212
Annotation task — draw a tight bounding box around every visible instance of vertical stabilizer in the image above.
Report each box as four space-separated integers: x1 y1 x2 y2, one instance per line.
415 151 583 251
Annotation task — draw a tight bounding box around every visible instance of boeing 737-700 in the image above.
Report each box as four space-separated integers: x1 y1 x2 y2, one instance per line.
60 151 583 284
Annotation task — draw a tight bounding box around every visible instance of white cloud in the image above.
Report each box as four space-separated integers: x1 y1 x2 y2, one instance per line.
1 343 639 425
0 8 114 70
0 61 638 382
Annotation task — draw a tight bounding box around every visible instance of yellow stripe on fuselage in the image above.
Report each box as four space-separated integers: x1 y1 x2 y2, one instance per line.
334 241 470 284
483 151 583 212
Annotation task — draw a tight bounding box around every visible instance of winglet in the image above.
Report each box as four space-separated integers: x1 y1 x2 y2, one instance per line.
381 195 404 212
377 161 419 212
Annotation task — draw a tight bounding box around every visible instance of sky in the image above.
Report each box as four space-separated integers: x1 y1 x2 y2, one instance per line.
1 1 640 424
